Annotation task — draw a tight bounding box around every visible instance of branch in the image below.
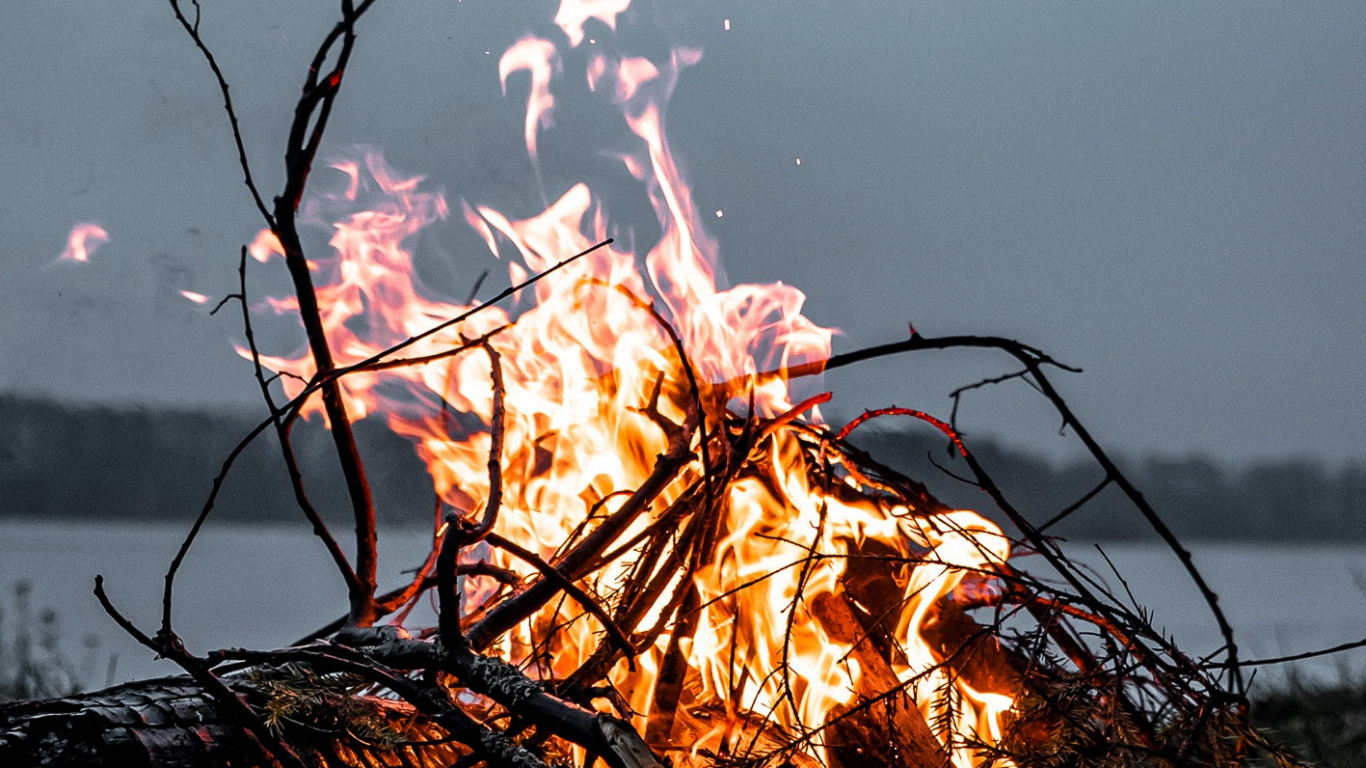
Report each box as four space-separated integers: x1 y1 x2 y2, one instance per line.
97 576 309 768
165 0 274 227
235 244 359 598
466 406 700 650
812 332 1245 695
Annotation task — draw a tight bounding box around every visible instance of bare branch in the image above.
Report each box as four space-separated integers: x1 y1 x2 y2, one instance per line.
165 1 275 228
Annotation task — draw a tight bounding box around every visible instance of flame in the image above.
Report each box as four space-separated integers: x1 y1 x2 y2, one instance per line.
555 0 631 47
59 223 109 263
252 10 1018 766
248 228 284 263
500 37 561 161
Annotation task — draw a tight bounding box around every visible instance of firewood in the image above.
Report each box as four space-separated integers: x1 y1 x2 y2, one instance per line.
811 592 949 768
0 677 464 768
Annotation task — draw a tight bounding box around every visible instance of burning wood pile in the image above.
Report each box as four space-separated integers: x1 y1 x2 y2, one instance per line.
0 2 1305 767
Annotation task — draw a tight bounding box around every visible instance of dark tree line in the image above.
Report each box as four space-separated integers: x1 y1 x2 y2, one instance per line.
847 427 1366 542
2 392 1363 541
0 393 433 527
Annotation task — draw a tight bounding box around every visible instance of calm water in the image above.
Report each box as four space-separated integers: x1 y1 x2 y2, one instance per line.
2 520 1363 690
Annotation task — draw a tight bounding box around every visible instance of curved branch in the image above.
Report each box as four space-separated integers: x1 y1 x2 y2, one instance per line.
812 332 1245 696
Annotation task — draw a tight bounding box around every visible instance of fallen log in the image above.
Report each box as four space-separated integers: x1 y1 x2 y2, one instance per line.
0 676 463 768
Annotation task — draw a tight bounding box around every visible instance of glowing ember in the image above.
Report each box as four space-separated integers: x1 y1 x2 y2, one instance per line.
251 3 1020 765
59 222 109 263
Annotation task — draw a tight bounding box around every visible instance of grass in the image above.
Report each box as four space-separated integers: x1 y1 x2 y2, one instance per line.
0 580 107 703
1251 668 1366 768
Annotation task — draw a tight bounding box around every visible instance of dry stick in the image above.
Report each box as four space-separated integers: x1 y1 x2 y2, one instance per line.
468 340 506 542
436 339 508 647
173 0 387 627
290 561 519 649
169 241 607 640
160 248 362 639
166 0 395 618
437 513 468 649
96 576 310 768
270 0 384 628
840 407 1169 744
214 645 552 768
362 325 509 372
235 245 358 593
822 333 1244 695
466 407 700 651
166 0 274 227
375 537 444 615
1214 636 1366 668
160 414 274 637
483 532 637 662
1038 477 1113 534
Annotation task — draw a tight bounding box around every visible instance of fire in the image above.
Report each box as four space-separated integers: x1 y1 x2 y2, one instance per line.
59 222 109 263
252 5 1019 766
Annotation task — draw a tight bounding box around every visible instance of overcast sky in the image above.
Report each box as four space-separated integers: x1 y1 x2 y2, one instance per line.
3 1 1364 464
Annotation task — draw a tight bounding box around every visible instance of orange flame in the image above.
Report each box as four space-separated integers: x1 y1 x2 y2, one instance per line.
59 223 109 263
252 11 1017 767
248 228 284 263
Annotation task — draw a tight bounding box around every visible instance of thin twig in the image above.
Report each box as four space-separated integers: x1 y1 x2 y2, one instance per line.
98 576 310 768
165 0 275 227
467 340 506 541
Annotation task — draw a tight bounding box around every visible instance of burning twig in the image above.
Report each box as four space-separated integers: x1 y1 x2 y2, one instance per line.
822 332 1245 695
466 405 701 650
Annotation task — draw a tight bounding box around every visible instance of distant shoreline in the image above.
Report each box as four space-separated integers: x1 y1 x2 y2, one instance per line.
3 392 1364 542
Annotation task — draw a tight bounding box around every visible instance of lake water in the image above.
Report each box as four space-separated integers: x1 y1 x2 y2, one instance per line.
2 519 1363 692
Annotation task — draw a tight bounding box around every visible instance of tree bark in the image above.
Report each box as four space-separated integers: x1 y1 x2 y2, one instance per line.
0 676 463 768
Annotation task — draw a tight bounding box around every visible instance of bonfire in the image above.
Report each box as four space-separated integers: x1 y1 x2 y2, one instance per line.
0 2 1298 767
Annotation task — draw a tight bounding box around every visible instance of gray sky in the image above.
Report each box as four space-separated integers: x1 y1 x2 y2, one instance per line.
2 1 1364 463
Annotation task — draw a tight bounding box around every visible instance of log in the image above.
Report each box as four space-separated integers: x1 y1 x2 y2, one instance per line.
0 676 464 768
811 592 949 768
